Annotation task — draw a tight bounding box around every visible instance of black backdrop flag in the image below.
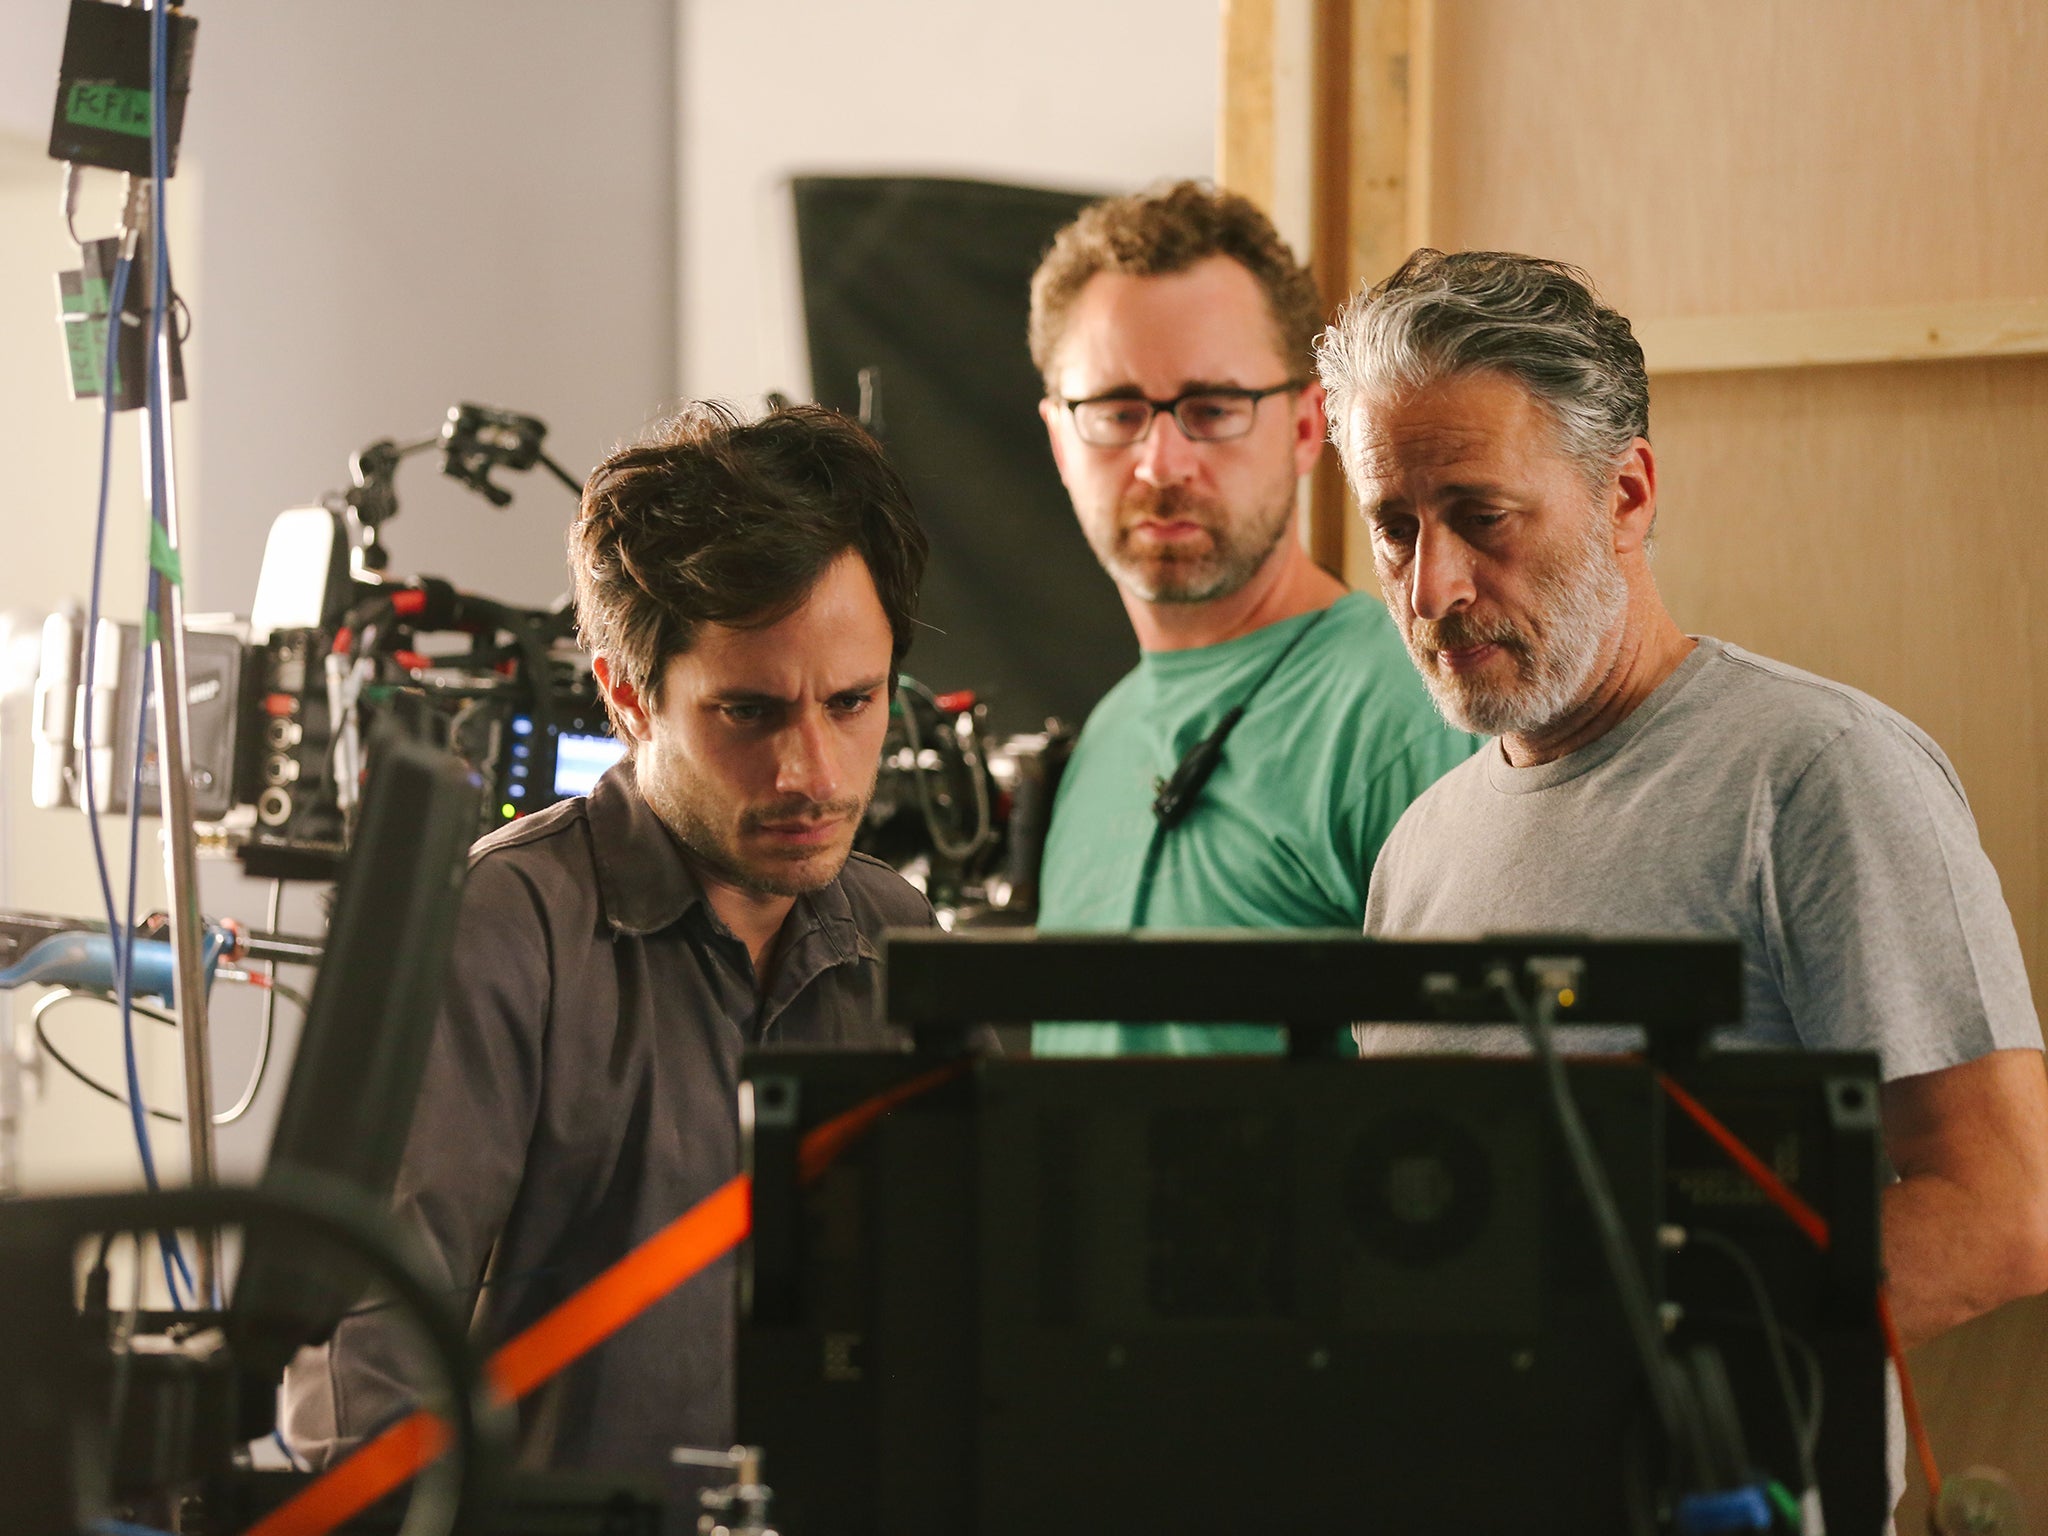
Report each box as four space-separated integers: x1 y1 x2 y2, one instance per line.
793 176 1135 733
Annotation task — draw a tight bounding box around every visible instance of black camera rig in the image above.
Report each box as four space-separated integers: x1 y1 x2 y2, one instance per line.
31 403 622 881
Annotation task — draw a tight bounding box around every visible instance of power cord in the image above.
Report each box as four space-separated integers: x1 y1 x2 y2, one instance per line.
32 976 307 1126
1488 960 1717 1498
1679 1227 1821 1501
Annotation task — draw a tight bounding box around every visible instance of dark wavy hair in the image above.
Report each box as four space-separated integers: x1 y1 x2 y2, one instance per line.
568 401 927 737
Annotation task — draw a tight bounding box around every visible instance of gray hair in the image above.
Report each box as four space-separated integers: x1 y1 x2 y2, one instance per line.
1315 249 1649 486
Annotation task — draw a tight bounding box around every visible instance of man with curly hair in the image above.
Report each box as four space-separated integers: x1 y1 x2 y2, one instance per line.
1028 183 1474 1055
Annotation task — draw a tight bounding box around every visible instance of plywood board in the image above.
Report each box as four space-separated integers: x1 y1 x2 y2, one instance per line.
1218 0 1277 212
1426 0 2048 319
1640 297 2048 376
1898 1291 2048 1529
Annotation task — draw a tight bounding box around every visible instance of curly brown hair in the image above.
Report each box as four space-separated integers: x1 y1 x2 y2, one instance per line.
568 402 927 739
1027 181 1324 388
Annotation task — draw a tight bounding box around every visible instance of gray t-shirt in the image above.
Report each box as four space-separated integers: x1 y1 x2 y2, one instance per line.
1360 637 2041 1073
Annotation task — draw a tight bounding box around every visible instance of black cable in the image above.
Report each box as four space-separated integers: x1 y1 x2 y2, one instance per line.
105 1231 147 1481
1684 1227 1821 1494
536 450 585 498
37 988 182 1122
1 1178 497 1536
1150 604 1335 830
33 983 308 1125
1128 818 1171 927
1493 967 1710 1491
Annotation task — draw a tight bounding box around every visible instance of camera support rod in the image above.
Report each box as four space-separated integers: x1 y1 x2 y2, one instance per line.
136 178 220 1305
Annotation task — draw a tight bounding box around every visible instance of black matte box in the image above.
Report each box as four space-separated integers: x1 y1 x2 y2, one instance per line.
48 0 198 177
740 1055 1678 1535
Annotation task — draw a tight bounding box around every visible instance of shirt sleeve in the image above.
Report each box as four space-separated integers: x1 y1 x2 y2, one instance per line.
1760 716 2042 1080
283 850 552 1455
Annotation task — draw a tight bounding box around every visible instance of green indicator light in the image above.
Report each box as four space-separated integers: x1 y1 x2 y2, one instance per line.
501 803 516 819
65 82 153 140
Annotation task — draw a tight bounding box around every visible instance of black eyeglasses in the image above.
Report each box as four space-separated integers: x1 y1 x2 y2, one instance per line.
1059 381 1306 448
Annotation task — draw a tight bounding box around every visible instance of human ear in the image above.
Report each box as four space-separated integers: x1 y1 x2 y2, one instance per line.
1292 379 1328 478
1610 438 1658 554
592 654 653 745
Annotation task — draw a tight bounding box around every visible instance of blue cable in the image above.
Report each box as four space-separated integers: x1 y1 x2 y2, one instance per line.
272 1427 307 1472
80 254 160 1208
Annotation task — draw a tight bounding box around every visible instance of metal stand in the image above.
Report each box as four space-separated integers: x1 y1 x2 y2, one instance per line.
134 178 220 1305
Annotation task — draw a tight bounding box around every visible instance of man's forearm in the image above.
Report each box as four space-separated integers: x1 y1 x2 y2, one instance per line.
1879 1050 2048 1352
1883 1171 2048 1350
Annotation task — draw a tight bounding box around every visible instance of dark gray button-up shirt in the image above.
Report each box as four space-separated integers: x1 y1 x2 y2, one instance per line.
286 761 929 1505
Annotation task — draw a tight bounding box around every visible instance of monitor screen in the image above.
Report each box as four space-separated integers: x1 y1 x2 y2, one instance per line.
554 731 625 797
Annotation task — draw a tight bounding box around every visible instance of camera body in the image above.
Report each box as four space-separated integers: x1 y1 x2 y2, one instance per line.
33 503 623 881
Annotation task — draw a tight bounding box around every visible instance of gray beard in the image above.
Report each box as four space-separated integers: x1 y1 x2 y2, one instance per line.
1406 513 1629 739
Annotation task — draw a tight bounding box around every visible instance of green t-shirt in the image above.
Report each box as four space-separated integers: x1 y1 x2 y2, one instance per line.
1033 592 1478 1056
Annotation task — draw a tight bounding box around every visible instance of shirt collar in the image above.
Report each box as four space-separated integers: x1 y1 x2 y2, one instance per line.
588 761 708 935
586 761 868 968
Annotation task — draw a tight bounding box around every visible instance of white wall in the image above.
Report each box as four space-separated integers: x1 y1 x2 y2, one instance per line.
0 2 678 1223
184 0 679 616
679 0 1222 402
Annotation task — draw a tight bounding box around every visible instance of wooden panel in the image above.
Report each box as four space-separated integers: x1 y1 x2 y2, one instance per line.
1426 0 2048 319
1641 297 2048 375
1652 357 2048 998
1335 0 1414 296
1218 0 1277 212
1900 1293 2048 1529
1315 0 1427 581
1305 0 1354 572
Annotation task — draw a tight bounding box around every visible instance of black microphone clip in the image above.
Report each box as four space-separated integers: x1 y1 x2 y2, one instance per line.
1151 706 1245 830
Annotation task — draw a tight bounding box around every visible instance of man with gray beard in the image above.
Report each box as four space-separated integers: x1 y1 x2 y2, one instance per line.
1027 184 1474 1056
1318 248 2048 1365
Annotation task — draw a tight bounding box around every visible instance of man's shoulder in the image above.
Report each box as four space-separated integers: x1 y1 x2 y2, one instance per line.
462 795 600 914
836 849 937 931
1684 640 1951 778
1700 641 1901 730
469 793 594 867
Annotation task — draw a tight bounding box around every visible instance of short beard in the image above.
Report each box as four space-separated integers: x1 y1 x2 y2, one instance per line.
638 767 872 899
1400 506 1628 739
1096 477 1297 605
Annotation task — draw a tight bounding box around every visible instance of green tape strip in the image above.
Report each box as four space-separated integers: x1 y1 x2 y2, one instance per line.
1766 1481 1802 1526
148 520 183 587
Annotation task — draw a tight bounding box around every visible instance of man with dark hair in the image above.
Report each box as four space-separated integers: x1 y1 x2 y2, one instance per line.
1319 248 2048 1363
1027 181 1473 1056
286 402 933 1505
